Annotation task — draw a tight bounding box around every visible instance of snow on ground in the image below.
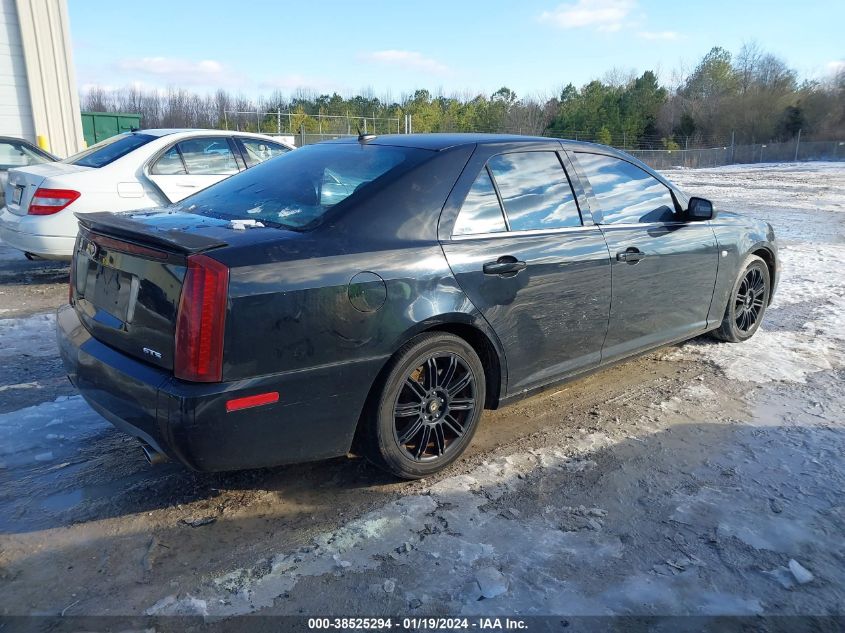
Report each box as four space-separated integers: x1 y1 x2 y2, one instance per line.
670 243 845 383
667 162 845 384
0 396 108 468
0 312 57 360
666 162 845 216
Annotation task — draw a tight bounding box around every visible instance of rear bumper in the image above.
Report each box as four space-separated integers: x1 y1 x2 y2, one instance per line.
0 207 75 259
57 304 386 471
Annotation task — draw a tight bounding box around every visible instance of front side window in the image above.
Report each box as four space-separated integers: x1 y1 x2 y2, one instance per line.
178 142 428 230
66 132 156 168
240 139 290 167
453 167 507 236
178 138 239 175
575 153 678 224
487 151 581 231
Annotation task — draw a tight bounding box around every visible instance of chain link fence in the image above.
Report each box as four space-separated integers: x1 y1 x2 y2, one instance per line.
628 140 845 170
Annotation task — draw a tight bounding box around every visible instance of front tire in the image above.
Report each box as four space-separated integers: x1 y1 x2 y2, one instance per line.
362 332 486 479
711 255 770 343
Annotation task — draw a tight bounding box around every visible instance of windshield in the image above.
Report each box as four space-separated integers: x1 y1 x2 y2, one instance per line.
0 140 54 168
177 143 429 229
65 132 156 168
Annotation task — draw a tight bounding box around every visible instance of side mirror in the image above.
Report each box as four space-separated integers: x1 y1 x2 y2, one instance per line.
687 196 715 221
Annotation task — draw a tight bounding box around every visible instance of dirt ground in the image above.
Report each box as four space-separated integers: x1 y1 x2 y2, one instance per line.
0 162 843 624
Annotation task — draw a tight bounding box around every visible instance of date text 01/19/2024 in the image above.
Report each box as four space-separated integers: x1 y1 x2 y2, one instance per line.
306 617 528 630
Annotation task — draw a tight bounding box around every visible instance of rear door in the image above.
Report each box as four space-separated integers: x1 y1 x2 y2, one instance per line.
570 151 719 362
147 137 241 203
441 146 611 395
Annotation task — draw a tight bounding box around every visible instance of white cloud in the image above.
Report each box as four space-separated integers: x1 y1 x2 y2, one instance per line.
539 0 636 32
828 60 845 75
358 50 449 75
115 57 236 86
637 30 679 41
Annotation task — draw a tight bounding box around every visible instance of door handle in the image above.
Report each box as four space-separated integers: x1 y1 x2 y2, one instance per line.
175 182 198 188
616 248 645 263
483 256 527 276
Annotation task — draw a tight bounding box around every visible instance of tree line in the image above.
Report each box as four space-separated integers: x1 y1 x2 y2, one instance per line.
82 44 844 149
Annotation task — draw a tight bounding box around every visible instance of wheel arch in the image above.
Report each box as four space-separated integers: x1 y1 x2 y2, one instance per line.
749 245 777 305
349 315 507 454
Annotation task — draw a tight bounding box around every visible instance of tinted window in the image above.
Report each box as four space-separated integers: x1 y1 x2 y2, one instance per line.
178 143 427 230
66 133 156 168
150 146 186 175
576 153 678 224
487 152 581 231
178 138 239 175
240 139 290 167
453 168 507 235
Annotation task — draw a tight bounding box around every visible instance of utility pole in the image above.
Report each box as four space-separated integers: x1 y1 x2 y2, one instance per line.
276 109 281 135
730 130 735 164
794 129 801 162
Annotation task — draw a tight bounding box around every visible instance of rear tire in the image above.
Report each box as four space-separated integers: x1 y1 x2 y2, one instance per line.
711 255 770 343
362 332 486 479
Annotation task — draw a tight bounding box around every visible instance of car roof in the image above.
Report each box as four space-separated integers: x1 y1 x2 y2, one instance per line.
323 133 609 152
138 129 286 141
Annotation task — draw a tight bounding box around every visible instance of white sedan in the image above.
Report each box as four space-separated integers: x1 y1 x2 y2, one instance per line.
0 129 292 260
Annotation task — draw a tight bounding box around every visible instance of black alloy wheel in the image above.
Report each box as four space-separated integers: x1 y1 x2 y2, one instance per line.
392 353 476 462
363 332 486 478
734 266 766 333
712 254 770 342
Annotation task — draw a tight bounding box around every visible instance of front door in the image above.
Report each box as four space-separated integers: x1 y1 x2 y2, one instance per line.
571 151 719 362
441 148 611 395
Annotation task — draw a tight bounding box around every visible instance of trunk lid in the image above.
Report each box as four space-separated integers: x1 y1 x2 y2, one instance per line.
5 163 92 215
70 209 275 372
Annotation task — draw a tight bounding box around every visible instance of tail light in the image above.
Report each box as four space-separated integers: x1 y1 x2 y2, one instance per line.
175 254 229 382
28 188 81 215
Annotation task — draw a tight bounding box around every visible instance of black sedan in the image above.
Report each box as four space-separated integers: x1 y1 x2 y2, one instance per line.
58 134 778 478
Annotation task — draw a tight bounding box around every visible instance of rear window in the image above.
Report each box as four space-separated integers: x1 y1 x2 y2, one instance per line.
177 143 429 230
65 133 156 168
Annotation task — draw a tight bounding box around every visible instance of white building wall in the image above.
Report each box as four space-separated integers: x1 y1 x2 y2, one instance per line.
0 0 35 140
0 0 83 157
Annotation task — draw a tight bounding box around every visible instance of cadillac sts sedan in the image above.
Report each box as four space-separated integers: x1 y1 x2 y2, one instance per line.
58 134 778 478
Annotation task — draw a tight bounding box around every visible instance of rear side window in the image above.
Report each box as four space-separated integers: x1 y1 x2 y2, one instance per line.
487 151 581 231
239 139 290 167
178 138 239 175
150 146 186 175
575 153 678 224
66 133 156 168
453 167 507 235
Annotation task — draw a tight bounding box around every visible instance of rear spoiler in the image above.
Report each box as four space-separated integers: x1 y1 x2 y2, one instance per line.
76 212 228 254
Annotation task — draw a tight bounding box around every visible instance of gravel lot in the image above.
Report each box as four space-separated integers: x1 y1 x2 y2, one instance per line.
0 162 843 624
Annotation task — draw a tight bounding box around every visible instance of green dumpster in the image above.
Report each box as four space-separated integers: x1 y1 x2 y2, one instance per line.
81 112 142 147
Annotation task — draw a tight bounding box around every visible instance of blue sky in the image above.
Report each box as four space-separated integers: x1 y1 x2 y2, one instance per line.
68 0 845 99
